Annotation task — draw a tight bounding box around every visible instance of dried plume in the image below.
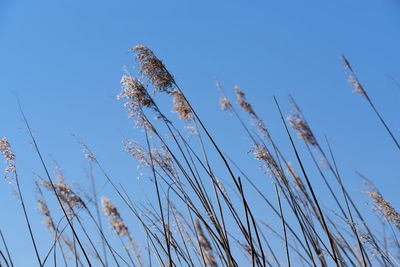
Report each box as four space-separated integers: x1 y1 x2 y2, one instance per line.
41 165 84 211
118 76 154 113
286 162 307 196
132 45 175 93
234 86 256 117
35 182 56 232
195 220 217 267
216 179 230 203
184 125 199 138
123 139 150 170
124 139 178 180
171 89 193 121
35 178 77 258
0 137 16 183
37 198 56 230
363 181 400 230
234 86 271 139
219 98 232 112
251 143 282 179
118 76 156 132
215 80 233 113
76 139 96 162
101 197 129 237
287 98 317 147
342 55 369 100
102 197 143 266
286 162 313 208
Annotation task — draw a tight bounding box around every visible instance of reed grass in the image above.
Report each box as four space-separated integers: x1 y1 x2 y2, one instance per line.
0 45 399 267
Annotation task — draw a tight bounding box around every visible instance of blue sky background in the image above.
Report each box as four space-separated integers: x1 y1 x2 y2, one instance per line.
1 0 400 265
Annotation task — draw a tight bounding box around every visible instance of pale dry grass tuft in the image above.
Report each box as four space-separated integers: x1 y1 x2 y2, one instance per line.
102 197 129 237
364 182 400 230
172 89 193 121
219 98 232 112
0 137 16 183
287 100 317 147
195 220 217 267
342 55 368 99
250 143 281 178
132 45 175 93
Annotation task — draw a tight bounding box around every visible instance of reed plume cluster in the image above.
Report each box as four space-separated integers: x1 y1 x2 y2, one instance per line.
0 45 399 267
0 137 16 183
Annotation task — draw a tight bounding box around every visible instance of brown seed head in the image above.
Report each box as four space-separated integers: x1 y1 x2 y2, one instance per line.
364 182 400 230
118 76 154 116
132 45 175 93
233 87 272 140
102 197 129 237
251 144 282 179
0 137 16 183
41 165 84 211
342 55 368 99
287 99 317 147
219 98 232 112
118 76 156 132
37 198 56 232
234 86 256 117
195 220 217 267
171 90 192 121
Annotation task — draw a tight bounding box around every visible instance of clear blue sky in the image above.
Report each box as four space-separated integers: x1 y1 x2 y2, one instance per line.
1 0 400 265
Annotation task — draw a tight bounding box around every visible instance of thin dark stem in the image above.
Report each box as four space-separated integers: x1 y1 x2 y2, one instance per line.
324 136 367 267
0 230 14 267
275 184 290 267
14 172 42 266
17 101 92 267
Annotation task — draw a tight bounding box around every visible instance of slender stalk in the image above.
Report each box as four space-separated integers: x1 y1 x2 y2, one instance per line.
17 102 92 266
0 231 13 267
275 184 290 267
324 137 367 267
273 96 339 266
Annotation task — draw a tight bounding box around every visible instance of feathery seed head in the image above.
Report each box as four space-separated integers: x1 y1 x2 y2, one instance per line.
251 144 281 178
118 76 154 116
118 76 155 132
171 90 192 121
184 125 199 138
287 100 317 147
364 182 400 230
219 98 232 112
0 137 16 183
233 87 272 140
342 55 368 99
287 116 317 147
41 166 84 211
102 197 129 237
195 220 217 267
35 181 57 232
234 86 256 117
84 152 96 162
123 139 150 170
347 74 367 98
37 198 56 232
132 45 175 93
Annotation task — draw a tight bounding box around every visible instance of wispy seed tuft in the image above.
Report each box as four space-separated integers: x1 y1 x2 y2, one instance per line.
195 220 217 267
132 45 175 93
219 98 232 112
0 137 16 183
171 89 193 121
364 182 400 230
287 99 317 147
342 55 369 100
102 197 130 237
